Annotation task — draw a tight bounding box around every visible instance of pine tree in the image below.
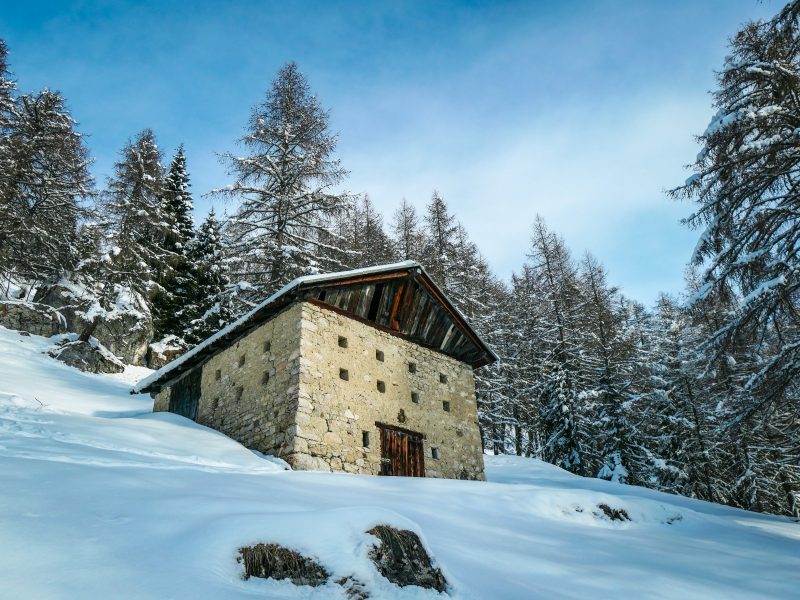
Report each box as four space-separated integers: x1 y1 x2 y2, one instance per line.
216 62 351 299
181 209 232 345
152 145 195 340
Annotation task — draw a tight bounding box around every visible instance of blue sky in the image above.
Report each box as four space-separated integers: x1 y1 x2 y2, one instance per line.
1 0 781 303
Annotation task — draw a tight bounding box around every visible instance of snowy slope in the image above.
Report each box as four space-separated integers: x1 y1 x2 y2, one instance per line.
0 326 798 600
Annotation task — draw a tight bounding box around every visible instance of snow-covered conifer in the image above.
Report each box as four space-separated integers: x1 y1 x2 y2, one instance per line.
216 62 351 298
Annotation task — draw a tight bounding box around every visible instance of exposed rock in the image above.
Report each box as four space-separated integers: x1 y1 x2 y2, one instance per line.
367 525 447 592
48 339 125 374
35 282 153 365
238 543 329 586
146 335 189 369
0 301 67 337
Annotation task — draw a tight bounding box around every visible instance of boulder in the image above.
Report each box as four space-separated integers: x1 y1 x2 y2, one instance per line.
35 282 153 365
48 339 125 374
146 335 189 370
0 301 67 337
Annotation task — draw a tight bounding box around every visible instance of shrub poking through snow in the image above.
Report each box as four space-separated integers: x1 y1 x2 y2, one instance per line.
336 575 370 599
596 504 630 522
238 543 328 586
367 525 447 592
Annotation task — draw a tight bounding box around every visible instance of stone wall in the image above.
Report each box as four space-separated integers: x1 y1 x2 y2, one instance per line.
291 302 485 480
154 303 303 458
153 300 485 480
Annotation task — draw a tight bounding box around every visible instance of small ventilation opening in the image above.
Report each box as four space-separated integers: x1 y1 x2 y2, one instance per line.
236 386 244 401
263 340 271 352
443 400 450 412
411 392 419 404
239 355 246 367
408 362 417 374
215 369 221 381
377 380 386 393
338 336 348 348
431 447 440 460
439 373 448 384
339 368 349 381
362 431 370 448
376 349 384 362
262 371 270 385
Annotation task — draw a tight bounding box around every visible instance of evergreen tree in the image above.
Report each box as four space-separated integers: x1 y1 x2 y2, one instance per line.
152 145 195 340
101 128 168 294
181 210 232 345
216 62 351 299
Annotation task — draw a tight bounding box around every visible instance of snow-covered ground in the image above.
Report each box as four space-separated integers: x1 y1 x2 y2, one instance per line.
0 326 798 599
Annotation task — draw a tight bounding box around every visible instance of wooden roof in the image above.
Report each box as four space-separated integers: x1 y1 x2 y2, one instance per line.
134 261 496 394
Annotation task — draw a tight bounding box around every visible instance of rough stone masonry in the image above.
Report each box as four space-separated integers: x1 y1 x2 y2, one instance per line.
153 300 485 480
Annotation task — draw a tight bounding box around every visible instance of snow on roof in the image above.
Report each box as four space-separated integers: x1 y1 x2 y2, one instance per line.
132 261 423 394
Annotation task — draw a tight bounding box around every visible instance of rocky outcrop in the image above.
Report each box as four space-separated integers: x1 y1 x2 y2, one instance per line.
48 339 125 374
35 282 153 365
0 301 67 337
146 335 189 370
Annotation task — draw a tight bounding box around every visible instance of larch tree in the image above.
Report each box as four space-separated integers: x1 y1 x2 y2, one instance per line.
391 198 425 261
670 2 800 515
216 62 351 299
0 88 93 284
422 190 458 290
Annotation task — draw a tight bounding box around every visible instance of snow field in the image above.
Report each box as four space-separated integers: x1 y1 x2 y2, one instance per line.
0 325 798 599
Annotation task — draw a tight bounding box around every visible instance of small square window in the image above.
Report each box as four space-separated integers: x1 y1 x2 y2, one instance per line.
411 392 420 404
239 355 246 367
439 373 448 384
215 369 221 381
338 336 348 348
377 380 386 393
376 349 384 362
263 340 271 352
431 447 440 460
408 362 417 374
362 431 370 448
262 371 270 385
443 400 450 412
339 368 349 381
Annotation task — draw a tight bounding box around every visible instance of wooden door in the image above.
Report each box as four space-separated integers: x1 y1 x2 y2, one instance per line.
169 367 201 420
378 423 425 477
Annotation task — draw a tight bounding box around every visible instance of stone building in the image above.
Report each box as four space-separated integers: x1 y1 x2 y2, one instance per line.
133 261 496 480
